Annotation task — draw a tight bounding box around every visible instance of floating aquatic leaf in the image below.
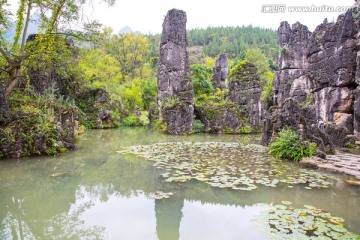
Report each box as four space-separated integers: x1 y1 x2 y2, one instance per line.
117 142 335 191
255 202 359 239
50 172 68 177
345 180 360 186
304 205 316 210
151 191 174 200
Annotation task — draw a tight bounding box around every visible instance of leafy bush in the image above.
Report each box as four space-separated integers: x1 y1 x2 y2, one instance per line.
192 119 206 133
191 64 214 97
260 71 274 103
154 120 168 132
269 128 316 162
121 113 148 127
140 78 157 110
119 79 144 111
240 125 252 134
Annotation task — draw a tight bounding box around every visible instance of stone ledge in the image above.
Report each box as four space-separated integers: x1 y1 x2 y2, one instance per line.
300 153 360 180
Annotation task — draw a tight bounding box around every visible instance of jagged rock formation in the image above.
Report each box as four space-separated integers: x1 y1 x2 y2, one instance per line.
194 60 262 134
0 85 10 121
229 61 262 131
212 54 228 90
0 98 77 158
262 99 335 153
263 9 360 148
76 88 125 129
157 9 194 134
274 22 311 104
195 102 246 133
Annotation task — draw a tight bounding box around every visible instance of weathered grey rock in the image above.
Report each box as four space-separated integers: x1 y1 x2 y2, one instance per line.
157 9 194 135
212 54 228 90
354 87 360 138
274 21 311 104
261 99 335 153
264 8 360 149
77 88 124 129
307 12 358 89
0 85 10 122
334 112 354 133
229 61 262 131
277 22 310 70
195 103 246 133
324 123 357 147
314 87 354 122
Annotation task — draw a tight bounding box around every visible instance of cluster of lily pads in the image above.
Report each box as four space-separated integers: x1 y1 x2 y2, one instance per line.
117 142 334 191
152 191 174 200
262 202 359 239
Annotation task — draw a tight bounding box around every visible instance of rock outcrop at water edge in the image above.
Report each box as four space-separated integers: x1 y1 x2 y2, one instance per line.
157 9 194 135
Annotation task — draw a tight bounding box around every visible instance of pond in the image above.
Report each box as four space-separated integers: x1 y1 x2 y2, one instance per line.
0 127 359 240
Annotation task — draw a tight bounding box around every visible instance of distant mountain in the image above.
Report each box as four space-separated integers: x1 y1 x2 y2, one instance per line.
118 26 132 34
4 18 39 43
118 25 142 36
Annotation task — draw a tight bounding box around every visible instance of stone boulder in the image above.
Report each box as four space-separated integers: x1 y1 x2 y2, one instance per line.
228 61 262 131
157 9 194 134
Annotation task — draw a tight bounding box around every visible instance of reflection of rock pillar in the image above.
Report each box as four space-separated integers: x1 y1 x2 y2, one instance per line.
212 54 228 90
155 197 184 240
157 9 194 135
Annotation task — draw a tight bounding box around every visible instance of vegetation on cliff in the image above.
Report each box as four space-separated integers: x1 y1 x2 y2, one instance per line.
0 1 280 158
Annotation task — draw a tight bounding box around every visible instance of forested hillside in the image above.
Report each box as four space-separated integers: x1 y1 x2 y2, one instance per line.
188 26 278 60
146 26 279 64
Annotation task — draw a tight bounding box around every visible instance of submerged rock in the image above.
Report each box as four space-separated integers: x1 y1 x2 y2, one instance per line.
157 9 194 135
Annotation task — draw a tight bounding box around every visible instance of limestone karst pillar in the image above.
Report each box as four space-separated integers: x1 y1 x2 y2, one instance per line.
157 9 194 134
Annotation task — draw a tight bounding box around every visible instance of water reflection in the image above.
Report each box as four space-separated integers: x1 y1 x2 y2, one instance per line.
0 127 359 239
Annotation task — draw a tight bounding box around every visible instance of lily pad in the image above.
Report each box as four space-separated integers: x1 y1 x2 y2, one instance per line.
255 202 360 239
117 142 335 192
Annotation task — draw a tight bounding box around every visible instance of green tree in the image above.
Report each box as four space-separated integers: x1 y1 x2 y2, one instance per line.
0 0 116 96
106 33 150 81
244 48 270 85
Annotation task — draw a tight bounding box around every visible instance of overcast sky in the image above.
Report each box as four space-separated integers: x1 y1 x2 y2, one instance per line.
9 0 357 33
80 0 356 34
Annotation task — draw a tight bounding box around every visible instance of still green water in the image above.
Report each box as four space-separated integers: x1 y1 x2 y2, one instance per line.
0 127 359 240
